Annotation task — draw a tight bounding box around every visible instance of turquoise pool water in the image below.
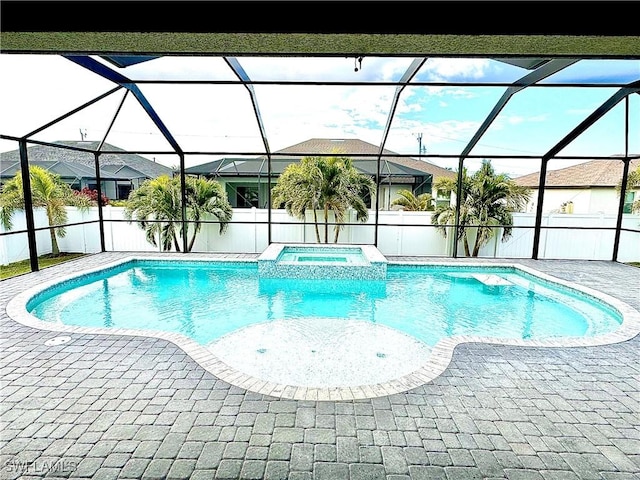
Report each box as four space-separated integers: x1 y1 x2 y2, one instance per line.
27 260 622 347
277 246 368 265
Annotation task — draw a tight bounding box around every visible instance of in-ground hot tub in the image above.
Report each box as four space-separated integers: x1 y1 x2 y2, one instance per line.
257 244 387 279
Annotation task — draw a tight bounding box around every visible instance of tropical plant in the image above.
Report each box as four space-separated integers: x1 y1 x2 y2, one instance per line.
184 176 233 251
272 155 376 243
74 186 109 206
616 163 640 213
391 189 434 211
431 159 531 257
271 156 323 242
124 175 232 252
0 165 93 256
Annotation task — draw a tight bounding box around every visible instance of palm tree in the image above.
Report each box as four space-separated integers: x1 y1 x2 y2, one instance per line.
616 163 640 213
432 159 531 257
317 156 376 243
0 165 92 256
272 156 324 243
124 175 232 252
184 177 233 252
272 155 376 243
391 189 434 211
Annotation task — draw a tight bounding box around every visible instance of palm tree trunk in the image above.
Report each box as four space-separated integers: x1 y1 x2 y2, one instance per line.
472 236 481 257
46 208 60 256
472 224 488 257
172 230 181 252
313 209 321 243
463 235 471 257
49 227 60 256
187 223 198 252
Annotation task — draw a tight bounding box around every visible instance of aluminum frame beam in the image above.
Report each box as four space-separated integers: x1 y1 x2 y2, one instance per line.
375 58 427 244
613 96 631 262
532 80 640 259
224 57 273 243
93 89 130 253
18 140 39 272
460 58 579 159
64 55 183 155
543 81 640 160
453 58 579 258
25 86 123 139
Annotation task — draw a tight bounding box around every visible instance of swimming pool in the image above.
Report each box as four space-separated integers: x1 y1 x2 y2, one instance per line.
8 256 640 400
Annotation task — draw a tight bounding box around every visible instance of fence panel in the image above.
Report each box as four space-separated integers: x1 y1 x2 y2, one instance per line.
2 207 639 264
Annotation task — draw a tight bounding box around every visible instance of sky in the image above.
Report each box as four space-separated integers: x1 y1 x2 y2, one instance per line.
1 54 638 177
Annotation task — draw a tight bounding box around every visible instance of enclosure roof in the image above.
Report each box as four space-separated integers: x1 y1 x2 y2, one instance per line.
515 159 640 188
1 6 639 179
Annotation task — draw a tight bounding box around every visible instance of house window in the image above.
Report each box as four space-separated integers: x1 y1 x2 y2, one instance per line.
118 184 132 200
623 191 635 213
236 185 259 208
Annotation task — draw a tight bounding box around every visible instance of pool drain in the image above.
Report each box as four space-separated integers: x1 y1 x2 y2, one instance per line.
376 352 386 358
45 336 72 346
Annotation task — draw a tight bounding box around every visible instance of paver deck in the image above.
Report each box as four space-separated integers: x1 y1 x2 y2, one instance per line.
1 252 639 480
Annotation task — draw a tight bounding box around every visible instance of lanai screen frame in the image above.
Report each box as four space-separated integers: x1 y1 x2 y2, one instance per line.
1 48 639 271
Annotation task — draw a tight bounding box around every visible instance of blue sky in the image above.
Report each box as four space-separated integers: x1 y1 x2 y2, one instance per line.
1 55 638 176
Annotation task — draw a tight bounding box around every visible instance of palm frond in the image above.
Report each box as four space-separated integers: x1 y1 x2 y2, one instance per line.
430 159 532 256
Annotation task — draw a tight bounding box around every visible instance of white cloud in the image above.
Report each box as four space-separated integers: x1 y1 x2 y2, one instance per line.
421 58 491 81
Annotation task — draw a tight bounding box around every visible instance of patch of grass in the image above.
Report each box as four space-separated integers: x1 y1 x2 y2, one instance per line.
0 253 86 280
626 262 640 268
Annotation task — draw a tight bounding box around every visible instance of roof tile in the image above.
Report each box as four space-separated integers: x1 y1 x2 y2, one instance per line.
515 159 640 188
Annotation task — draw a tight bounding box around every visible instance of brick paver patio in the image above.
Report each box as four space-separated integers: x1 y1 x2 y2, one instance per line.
1 252 639 480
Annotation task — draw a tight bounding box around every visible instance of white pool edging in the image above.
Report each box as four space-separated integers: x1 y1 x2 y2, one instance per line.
5 255 640 401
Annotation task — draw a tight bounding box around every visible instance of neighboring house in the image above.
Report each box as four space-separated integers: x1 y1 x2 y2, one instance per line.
0 141 174 200
185 138 456 209
514 159 640 214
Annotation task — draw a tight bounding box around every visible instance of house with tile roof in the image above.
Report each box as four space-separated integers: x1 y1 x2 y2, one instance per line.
0 141 174 200
514 159 640 214
185 138 456 209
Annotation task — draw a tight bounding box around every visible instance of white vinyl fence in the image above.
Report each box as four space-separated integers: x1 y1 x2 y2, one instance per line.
1 207 639 265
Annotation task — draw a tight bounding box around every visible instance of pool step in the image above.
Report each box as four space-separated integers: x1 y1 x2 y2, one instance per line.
471 274 513 286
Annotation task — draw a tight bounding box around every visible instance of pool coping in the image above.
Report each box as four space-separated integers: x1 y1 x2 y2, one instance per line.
6 255 640 401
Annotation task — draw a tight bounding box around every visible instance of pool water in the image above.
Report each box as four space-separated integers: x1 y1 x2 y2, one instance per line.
297 256 348 263
276 246 369 265
27 260 622 348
